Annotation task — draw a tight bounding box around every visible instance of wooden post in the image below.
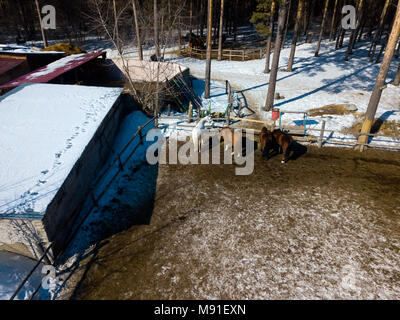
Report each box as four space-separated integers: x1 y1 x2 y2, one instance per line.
226 105 230 126
393 64 400 86
318 120 326 148
227 83 232 105
167 104 171 116
205 0 213 99
34 0 48 48
218 0 225 61
188 102 193 123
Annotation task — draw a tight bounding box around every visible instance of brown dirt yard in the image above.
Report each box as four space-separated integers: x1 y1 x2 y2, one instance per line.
69 145 400 300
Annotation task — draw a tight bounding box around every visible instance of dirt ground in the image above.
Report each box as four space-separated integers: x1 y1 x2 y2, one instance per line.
69 145 400 300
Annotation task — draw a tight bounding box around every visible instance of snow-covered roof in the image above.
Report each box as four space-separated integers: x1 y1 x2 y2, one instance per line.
0 52 105 88
112 59 189 82
0 83 123 219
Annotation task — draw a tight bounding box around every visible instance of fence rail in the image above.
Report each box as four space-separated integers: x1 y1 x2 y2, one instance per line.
179 45 266 61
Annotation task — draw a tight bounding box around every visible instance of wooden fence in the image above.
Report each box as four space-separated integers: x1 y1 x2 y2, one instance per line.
179 45 266 61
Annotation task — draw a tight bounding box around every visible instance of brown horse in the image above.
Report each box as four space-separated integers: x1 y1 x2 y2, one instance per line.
260 127 294 163
219 127 241 156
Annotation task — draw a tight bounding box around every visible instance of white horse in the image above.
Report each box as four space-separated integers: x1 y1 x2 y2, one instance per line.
192 115 212 153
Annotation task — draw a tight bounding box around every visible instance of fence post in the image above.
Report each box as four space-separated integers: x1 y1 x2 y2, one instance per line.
225 80 228 94
226 105 230 127
227 83 232 105
242 50 245 61
318 120 326 148
188 101 193 123
167 103 171 116
138 126 143 144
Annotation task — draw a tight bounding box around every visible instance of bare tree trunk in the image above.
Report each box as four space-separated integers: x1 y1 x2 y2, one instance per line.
358 0 400 150
131 0 143 60
264 1 276 74
113 0 121 53
218 0 225 60
329 0 339 41
281 0 291 49
369 0 390 59
205 0 213 99
314 0 329 57
34 0 48 47
344 0 364 61
304 0 315 37
393 64 400 85
287 0 304 72
264 0 288 111
154 0 160 58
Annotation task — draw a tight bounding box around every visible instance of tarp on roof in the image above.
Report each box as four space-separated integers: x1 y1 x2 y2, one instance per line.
0 51 105 88
0 57 24 75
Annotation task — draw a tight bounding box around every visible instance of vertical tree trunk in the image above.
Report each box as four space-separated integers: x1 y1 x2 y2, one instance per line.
205 0 213 99
131 0 143 60
264 1 276 74
281 0 292 49
189 0 193 35
344 0 364 61
287 0 304 72
329 0 339 41
264 0 289 111
314 0 329 57
369 0 390 59
358 0 400 150
218 0 225 61
34 0 48 47
154 0 160 58
393 64 400 85
112 0 121 53
304 0 315 37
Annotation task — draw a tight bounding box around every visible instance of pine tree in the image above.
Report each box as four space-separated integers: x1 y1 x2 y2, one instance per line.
287 0 304 72
357 0 400 150
264 0 289 111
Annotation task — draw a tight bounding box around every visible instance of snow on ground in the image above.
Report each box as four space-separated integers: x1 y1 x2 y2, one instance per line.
0 44 61 54
0 83 123 217
0 250 48 300
167 39 400 146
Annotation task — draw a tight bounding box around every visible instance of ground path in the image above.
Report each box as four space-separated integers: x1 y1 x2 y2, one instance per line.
68 146 400 299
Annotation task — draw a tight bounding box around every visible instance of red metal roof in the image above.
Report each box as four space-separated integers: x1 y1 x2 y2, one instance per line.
0 51 105 88
0 57 24 75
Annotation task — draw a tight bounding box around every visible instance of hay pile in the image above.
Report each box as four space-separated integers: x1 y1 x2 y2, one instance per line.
41 43 86 55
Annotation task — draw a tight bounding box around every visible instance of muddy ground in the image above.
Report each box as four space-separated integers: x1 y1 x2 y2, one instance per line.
67 145 400 300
